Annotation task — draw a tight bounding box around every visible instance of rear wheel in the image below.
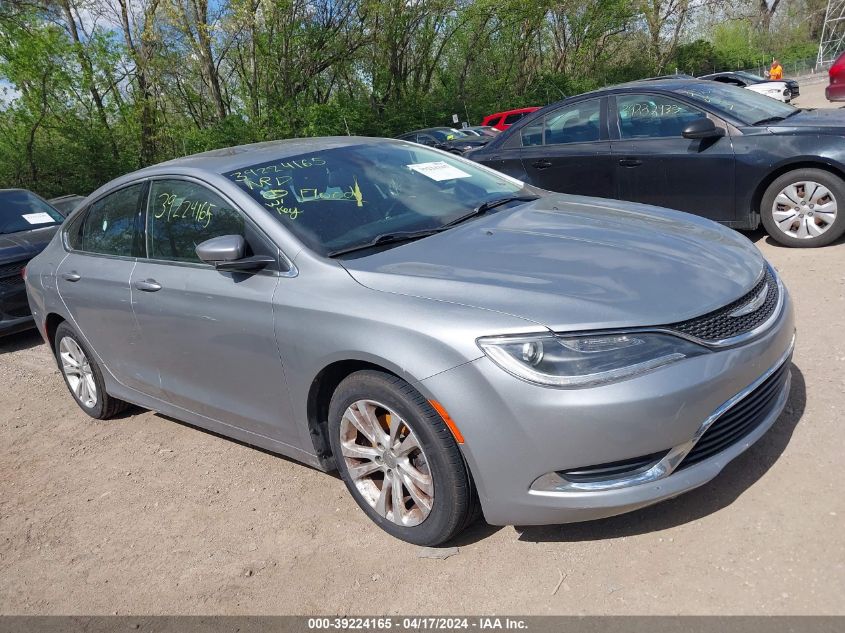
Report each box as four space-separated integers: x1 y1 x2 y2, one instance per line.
54 322 130 419
328 370 477 545
761 168 845 247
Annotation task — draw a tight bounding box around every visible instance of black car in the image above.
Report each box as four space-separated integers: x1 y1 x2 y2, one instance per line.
1 189 64 336
469 78 844 247
49 194 86 216
699 70 800 99
396 127 490 154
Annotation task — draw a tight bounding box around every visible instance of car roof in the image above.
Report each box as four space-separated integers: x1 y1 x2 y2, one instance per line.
137 136 396 177
89 136 411 200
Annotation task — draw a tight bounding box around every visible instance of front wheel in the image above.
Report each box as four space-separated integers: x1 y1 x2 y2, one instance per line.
761 168 845 247
328 370 477 545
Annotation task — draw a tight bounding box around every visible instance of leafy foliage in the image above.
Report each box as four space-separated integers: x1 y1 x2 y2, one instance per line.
0 0 819 198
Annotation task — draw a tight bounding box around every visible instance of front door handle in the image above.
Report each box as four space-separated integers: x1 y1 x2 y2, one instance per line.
134 279 162 292
61 272 81 282
618 158 643 167
531 160 553 169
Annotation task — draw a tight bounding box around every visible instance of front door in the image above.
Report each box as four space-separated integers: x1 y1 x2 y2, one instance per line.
129 177 298 445
610 93 736 222
57 182 155 393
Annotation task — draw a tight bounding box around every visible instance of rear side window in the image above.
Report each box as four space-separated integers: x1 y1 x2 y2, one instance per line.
73 184 144 256
503 112 526 125
146 180 246 263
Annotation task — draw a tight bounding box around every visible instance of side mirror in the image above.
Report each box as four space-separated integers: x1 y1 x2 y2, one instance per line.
195 235 275 272
682 118 725 139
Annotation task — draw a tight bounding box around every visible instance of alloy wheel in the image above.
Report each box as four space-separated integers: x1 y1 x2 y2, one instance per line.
771 180 838 240
59 337 97 409
339 399 434 527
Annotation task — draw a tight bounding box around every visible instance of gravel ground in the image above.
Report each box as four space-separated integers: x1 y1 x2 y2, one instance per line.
1 86 843 615
2 231 843 616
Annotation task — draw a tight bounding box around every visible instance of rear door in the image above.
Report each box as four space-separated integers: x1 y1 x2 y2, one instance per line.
609 92 736 222
129 177 297 445
517 97 615 198
57 182 156 392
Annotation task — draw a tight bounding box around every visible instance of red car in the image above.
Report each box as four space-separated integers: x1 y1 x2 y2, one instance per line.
826 51 845 101
481 107 541 131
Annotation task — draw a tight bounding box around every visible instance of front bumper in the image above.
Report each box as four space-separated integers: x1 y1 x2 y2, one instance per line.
419 288 795 526
0 280 35 337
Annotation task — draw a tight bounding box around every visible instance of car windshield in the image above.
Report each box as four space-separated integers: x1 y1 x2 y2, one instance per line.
0 190 64 235
675 82 796 125
223 141 532 255
429 129 468 141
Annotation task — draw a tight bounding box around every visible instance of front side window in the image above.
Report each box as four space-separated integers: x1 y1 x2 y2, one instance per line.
146 180 247 263
616 94 707 139
74 184 143 256
543 99 602 145
223 142 531 255
0 190 63 235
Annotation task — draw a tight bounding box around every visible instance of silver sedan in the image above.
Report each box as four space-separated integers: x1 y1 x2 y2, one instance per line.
25 137 795 545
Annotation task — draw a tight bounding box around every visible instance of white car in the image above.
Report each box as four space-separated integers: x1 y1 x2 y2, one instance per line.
699 71 793 103
745 81 792 102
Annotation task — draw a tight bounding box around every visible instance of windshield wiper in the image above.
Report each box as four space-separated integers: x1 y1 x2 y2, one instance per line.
753 115 786 126
442 194 540 229
327 229 442 257
327 195 540 258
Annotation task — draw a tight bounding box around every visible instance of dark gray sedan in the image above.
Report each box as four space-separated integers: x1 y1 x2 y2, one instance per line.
1 189 64 336
469 79 844 247
25 138 795 544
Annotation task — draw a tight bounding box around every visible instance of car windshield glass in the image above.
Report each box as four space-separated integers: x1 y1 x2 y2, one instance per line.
0 190 63 234
223 142 532 255
429 129 467 141
675 82 795 124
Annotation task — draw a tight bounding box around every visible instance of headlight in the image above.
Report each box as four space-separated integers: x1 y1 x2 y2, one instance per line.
477 332 707 388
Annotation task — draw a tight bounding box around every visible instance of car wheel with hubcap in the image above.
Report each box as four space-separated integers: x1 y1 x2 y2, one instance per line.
328 370 477 545
54 322 130 419
761 168 845 247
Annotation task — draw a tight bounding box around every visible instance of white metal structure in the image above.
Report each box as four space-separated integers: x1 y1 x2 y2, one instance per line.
818 0 845 66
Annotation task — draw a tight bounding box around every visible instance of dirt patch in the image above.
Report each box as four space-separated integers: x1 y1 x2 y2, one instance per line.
1 231 843 615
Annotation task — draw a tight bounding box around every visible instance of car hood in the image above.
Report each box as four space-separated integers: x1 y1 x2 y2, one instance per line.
0 226 60 264
340 196 764 332
769 108 845 132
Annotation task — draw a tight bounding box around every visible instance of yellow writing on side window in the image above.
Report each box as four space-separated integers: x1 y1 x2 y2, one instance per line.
154 193 214 229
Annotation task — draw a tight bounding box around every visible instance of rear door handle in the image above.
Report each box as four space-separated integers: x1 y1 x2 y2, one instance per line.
134 279 162 292
618 158 643 167
531 160 553 169
61 272 81 282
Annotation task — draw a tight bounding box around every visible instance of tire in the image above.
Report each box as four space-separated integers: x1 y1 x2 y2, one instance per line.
328 370 477 545
761 168 845 247
54 322 130 420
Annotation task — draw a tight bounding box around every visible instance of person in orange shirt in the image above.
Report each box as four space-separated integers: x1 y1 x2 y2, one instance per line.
769 59 783 80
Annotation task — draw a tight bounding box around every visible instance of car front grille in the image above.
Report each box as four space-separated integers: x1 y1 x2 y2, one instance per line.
676 359 790 471
0 260 28 288
666 266 779 344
